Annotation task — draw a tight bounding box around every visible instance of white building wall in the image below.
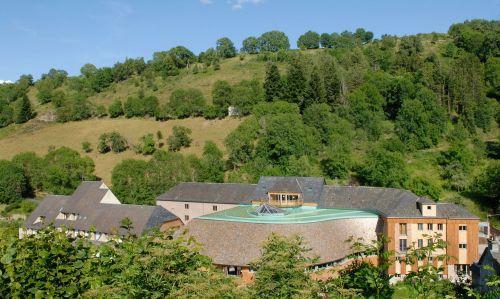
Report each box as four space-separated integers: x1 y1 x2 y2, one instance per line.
157 201 239 223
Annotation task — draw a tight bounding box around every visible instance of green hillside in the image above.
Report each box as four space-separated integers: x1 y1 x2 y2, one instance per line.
0 21 498 229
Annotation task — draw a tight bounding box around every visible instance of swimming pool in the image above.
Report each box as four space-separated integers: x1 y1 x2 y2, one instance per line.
198 205 379 224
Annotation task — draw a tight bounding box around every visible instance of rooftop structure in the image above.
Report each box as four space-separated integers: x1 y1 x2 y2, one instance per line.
23 181 180 241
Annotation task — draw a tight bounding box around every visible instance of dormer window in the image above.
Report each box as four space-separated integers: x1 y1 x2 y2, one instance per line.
33 216 45 224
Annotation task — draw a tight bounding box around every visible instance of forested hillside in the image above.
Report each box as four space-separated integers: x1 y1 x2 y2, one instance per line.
0 20 498 227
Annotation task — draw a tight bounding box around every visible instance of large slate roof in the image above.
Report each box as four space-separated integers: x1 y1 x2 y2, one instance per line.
183 216 382 266
157 176 478 220
25 181 178 236
157 182 256 204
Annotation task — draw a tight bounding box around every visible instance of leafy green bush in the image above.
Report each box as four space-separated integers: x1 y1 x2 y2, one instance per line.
407 176 442 200
168 88 206 118
0 160 27 204
358 147 409 188
134 133 156 155
108 100 124 118
82 141 92 153
167 126 193 152
98 132 128 153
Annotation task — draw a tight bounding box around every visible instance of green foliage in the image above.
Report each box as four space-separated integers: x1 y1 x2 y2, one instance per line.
108 100 124 118
43 147 95 194
258 30 290 52
321 134 353 180
0 160 27 204
0 226 243 298
242 36 259 54
344 83 386 140
407 176 442 200
14 95 33 124
167 126 193 152
439 142 476 190
134 133 156 155
11 152 47 193
284 57 307 104
395 88 447 150
358 147 409 188
123 95 158 118
263 63 283 102
225 116 260 167
0 99 13 128
250 233 319 299
255 113 319 167
216 37 237 58
302 66 326 110
98 132 128 153
57 95 93 122
112 150 199 205
168 88 206 118
212 80 233 109
82 141 92 153
297 30 320 49
198 141 225 183
448 19 500 61
472 160 500 210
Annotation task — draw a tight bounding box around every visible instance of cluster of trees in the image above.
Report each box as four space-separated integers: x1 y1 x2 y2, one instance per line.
0 75 34 128
2 222 497 298
0 147 95 204
111 141 224 205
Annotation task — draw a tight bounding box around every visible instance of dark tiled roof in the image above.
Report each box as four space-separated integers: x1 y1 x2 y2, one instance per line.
183 217 383 266
25 181 178 236
251 176 325 202
157 182 256 204
157 176 478 220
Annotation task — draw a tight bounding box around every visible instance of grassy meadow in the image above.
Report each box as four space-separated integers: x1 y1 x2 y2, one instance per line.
0 117 242 183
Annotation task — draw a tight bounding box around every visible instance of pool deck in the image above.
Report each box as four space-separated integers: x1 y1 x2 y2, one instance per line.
198 205 379 224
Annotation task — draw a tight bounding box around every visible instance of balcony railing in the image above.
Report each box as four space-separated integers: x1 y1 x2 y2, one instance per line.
268 198 304 207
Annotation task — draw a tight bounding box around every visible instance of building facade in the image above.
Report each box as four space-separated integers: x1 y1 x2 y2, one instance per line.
158 176 480 281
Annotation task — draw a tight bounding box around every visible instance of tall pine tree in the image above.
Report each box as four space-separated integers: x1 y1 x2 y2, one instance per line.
302 66 326 110
14 95 33 124
284 58 307 105
263 63 282 102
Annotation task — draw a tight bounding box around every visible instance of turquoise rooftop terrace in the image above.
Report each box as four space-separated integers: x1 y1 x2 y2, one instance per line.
198 205 379 224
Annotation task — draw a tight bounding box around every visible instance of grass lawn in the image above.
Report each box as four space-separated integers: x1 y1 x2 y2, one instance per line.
0 117 242 183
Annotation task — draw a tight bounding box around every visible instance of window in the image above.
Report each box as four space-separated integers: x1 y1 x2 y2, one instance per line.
213 205 218 211
459 243 467 249
456 264 469 274
184 204 189 209
399 239 407 252
184 215 189 221
399 223 407 236
427 205 432 210
459 225 467 231
437 223 443 230
418 223 423 231
428 256 434 262
427 239 433 246
427 223 433 230
395 273 401 278
418 239 424 248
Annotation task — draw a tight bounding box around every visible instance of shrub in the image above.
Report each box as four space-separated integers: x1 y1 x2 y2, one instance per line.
407 177 442 200
98 132 128 153
124 95 158 118
134 134 156 155
0 160 27 204
43 147 95 195
203 105 225 119
57 96 93 122
358 147 409 188
167 126 192 152
168 89 206 118
82 141 92 153
108 100 124 118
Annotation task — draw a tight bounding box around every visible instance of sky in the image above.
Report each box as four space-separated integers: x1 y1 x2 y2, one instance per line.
0 0 499 81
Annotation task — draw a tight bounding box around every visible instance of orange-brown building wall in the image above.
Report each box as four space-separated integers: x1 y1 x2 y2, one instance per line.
384 217 479 276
